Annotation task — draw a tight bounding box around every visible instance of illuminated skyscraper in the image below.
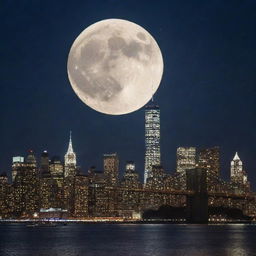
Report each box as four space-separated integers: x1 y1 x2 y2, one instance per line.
13 151 40 217
230 152 250 192
26 150 37 167
0 172 9 218
64 131 77 177
176 147 196 189
144 104 161 184
198 147 220 192
73 174 89 218
122 161 140 189
103 153 119 186
50 156 64 177
176 147 196 174
12 156 24 182
231 152 243 183
145 165 165 190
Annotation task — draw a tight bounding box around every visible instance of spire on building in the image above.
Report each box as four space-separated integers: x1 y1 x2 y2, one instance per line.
64 131 77 177
233 152 240 160
67 131 74 153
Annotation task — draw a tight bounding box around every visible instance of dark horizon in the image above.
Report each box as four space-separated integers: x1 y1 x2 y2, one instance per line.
1 0 256 189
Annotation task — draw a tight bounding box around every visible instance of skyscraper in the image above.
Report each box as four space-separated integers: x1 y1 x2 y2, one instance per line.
230 152 243 184
176 147 196 174
176 147 196 189
64 131 77 177
122 161 140 189
198 147 220 192
13 151 40 217
103 153 119 186
50 156 64 177
0 172 9 218
230 152 250 192
26 150 37 167
144 104 161 184
40 150 50 177
12 156 24 183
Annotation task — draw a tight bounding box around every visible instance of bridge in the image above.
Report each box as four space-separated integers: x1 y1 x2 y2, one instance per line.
106 168 255 223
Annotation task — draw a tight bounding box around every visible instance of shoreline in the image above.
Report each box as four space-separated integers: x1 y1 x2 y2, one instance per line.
0 219 254 225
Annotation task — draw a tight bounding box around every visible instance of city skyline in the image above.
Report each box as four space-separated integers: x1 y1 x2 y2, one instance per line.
1 1 256 190
4 115 252 189
1 1 256 255
0 108 254 222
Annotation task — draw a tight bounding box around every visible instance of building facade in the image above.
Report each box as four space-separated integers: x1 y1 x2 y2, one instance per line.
103 153 119 186
176 147 196 189
12 156 24 183
198 147 220 192
230 152 250 192
144 104 161 184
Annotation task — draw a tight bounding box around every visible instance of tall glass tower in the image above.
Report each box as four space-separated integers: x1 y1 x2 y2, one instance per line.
144 104 161 184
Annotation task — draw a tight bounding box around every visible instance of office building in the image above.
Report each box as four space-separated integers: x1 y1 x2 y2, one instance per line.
12 156 24 183
103 153 119 186
198 147 220 192
144 104 161 184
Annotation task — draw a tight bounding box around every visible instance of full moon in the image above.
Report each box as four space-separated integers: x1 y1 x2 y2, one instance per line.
67 19 163 115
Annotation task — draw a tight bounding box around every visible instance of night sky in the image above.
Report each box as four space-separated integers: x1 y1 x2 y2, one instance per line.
1 1 256 188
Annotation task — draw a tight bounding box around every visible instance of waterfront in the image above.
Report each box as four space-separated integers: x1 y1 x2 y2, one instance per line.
0 224 256 256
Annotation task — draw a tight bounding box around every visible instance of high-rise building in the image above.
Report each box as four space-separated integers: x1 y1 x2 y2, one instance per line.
176 147 196 174
73 174 89 218
64 131 77 177
120 162 141 214
26 150 37 167
231 152 243 184
40 151 50 177
230 152 250 192
198 147 220 192
40 177 55 209
13 151 40 217
144 104 161 184
145 165 165 190
0 172 9 218
176 147 196 189
12 156 24 182
50 156 64 177
103 153 119 186
121 161 140 189
87 167 108 217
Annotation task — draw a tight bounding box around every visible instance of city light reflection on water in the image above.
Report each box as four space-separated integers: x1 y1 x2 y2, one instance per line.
0 223 255 256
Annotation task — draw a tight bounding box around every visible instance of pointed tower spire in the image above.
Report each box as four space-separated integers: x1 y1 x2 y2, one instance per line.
233 152 240 160
68 130 74 153
64 131 77 177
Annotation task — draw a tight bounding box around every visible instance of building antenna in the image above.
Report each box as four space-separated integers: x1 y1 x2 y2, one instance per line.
151 79 154 103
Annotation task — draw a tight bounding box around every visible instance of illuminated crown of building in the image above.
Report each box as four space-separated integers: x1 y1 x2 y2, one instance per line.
64 131 76 167
233 152 240 161
230 151 243 181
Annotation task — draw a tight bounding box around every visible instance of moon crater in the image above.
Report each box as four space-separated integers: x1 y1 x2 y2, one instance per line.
67 19 163 115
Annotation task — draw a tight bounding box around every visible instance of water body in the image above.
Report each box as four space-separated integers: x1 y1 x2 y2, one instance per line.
0 223 255 256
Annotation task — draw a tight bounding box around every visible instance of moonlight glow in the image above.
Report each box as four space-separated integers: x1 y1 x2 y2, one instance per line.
67 19 164 115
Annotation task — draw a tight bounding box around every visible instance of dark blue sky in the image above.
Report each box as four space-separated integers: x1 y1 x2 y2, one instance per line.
1 0 256 188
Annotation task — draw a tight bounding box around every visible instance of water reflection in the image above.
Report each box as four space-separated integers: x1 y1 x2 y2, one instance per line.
0 223 255 256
